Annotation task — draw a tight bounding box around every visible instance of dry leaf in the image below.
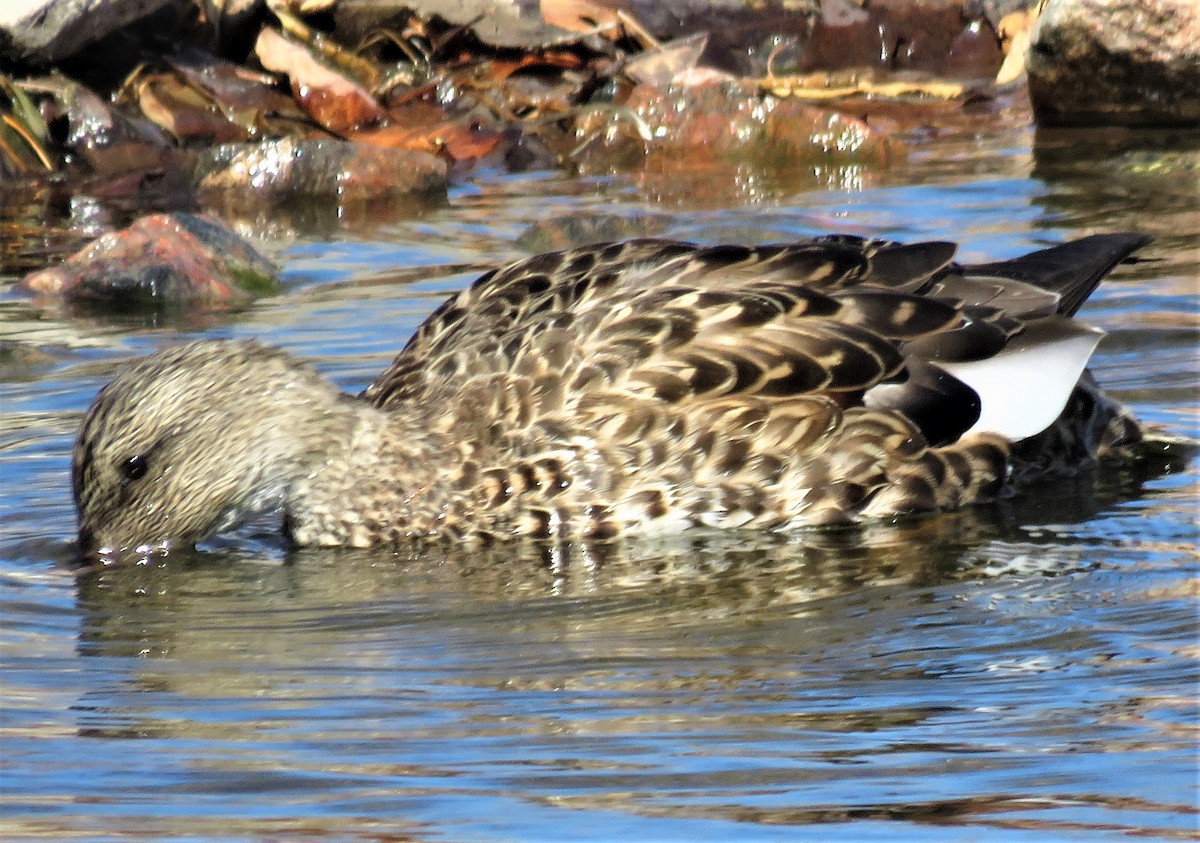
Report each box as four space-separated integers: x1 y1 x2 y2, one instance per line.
167 51 310 138
255 28 386 133
624 33 709 88
134 73 249 143
765 72 967 101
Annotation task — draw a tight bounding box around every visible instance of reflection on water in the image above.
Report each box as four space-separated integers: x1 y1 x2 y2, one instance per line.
1 99 1198 839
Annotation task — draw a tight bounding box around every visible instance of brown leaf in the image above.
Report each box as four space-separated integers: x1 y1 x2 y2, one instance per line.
133 73 249 144
254 27 385 134
995 9 1036 85
167 51 312 138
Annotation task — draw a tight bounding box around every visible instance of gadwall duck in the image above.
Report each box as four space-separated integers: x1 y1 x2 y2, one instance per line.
75 233 1152 557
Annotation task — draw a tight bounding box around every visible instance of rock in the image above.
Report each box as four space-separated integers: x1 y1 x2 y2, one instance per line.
1027 0 1200 127
51 77 181 174
943 19 1005 77
193 138 448 203
18 213 278 307
617 81 898 166
0 341 58 380
570 81 901 203
0 0 173 64
1 0 266 65
333 0 583 51
780 0 1009 78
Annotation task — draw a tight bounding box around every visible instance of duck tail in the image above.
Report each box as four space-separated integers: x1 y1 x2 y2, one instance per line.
963 233 1152 316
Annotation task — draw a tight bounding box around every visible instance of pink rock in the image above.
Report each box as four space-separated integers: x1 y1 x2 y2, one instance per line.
19 213 278 307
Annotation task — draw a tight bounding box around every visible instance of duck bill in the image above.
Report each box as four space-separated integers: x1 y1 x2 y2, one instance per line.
76 527 174 566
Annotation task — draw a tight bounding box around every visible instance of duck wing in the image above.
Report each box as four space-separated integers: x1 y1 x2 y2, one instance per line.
364 237 952 407
363 235 1147 449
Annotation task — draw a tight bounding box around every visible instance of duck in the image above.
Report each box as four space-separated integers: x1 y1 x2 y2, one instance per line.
74 232 1153 559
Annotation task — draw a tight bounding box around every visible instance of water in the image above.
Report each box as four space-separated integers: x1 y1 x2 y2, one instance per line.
2 99 1198 840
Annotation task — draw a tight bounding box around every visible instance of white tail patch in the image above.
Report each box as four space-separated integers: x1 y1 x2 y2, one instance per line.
937 317 1104 442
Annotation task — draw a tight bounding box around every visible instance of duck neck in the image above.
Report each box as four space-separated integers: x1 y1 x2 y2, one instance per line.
283 396 457 546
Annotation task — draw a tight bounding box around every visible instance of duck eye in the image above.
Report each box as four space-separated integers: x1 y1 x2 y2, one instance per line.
120 454 149 481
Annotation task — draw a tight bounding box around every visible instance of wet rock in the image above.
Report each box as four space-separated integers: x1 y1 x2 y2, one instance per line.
18 212 278 306
759 0 1009 78
0 341 58 380
36 77 182 177
193 137 447 203
599 81 898 167
1027 0 1200 127
943 19 1005 77
0 0 173 64
571 80 900 203
1 70 198 209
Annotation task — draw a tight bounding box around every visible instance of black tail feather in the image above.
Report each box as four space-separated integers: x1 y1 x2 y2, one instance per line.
963 233 1152 316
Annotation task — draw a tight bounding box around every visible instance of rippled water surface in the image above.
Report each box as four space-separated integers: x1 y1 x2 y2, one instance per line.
2 102 1198 840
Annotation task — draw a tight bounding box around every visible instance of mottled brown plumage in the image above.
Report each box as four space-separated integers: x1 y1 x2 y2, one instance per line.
74 233 1151 558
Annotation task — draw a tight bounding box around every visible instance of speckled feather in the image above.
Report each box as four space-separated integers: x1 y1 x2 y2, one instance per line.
73 234 1150 555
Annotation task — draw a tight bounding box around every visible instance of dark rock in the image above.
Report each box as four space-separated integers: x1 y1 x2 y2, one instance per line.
2 0 265 67
18 212 278 307
1027 0 1200 127
943 19 1005 78
0 0 173 64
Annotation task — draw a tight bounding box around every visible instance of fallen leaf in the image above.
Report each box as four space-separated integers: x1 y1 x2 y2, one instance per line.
167 50 313 137
995 9 1037 85
255 27 386 133
539 0 622 34
624 33 709 88
764 71 968 101
272 7 383 89
133 72 249 143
